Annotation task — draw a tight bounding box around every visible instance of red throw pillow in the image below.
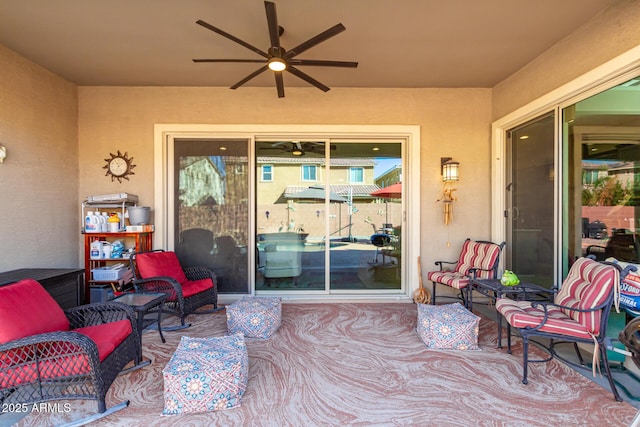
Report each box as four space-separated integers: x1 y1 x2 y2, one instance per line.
136 251 188 284
0 279 70 344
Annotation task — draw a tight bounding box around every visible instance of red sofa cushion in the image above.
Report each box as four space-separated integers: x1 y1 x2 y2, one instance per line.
0 279 70 344
74 319 133 361
0 320 133 388
136 251 188 284
455 240 502 279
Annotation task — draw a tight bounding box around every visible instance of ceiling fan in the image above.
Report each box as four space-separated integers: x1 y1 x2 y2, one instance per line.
193 1 358 98
259 141 335 156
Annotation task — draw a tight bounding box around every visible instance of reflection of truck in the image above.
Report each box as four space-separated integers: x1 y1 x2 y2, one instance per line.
582 218 607 239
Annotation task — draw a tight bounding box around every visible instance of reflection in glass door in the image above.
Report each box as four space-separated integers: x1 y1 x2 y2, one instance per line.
563 75 640 276
255 140 402 292
172 138 250 294
506 114 555 288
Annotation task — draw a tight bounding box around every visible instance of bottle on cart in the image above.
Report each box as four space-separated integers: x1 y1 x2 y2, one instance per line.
85 211 100 233
108 213 121 232
90 240 102 259
100 212 109 232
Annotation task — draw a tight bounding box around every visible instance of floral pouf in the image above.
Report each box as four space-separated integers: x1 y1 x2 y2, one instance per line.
162 333 248 415
416 303 480 351
226 296 282 339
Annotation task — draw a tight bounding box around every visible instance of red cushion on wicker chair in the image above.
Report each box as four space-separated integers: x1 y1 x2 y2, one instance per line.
181 278 214 298
136 251 188 284
0 279 70 344
74 320 133 361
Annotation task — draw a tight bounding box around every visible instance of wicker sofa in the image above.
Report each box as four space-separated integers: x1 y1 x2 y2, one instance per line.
0 278 138 421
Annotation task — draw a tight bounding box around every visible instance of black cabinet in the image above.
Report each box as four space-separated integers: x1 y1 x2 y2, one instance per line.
0 268 84 309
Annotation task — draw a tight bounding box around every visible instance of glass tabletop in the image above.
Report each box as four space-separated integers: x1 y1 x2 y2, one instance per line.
113 292 166 309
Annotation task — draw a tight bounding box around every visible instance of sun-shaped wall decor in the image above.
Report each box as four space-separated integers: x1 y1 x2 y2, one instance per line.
103 150 136 183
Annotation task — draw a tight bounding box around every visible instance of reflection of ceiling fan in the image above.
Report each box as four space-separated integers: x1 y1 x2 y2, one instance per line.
193 1 358 98
260 142 334 156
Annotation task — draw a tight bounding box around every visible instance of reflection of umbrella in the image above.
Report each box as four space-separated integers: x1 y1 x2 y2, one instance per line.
370 183 402 224
370 182 402 199
285 186 348 203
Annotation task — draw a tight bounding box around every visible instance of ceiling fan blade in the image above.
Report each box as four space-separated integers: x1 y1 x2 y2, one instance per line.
192 59 267 63
284 23 346 59
290 59 358 68
287 66 330 92
230 65 269 89
196 20 269 59
264 1 281 49
274 72 285 98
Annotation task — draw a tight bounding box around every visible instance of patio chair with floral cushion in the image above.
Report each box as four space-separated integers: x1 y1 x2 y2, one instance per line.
495 257 633 402
427 238 505 309
129 249 219 329
0 278 139 424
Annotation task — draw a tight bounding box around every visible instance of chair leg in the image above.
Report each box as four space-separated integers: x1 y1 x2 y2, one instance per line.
431 282 437 305
599 340 623 402
522 334 530 385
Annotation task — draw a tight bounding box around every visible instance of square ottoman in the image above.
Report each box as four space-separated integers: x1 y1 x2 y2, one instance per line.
162 333 248 415
227 296 282 339
416 303 480 351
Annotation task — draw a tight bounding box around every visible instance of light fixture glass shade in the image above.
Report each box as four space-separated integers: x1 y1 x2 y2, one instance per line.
442 160 459 182
268 58 287 72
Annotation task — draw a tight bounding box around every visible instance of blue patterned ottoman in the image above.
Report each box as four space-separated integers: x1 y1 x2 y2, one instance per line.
416 303 480 350
227 296 282 339
162 333 248 415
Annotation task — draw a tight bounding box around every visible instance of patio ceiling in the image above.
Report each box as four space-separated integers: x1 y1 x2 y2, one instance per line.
0 0 619 88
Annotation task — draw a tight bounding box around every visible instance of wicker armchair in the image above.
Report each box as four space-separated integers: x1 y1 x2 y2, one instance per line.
0 279 139 423
129 249 219 328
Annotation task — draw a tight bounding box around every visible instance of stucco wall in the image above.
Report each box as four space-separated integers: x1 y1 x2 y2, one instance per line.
0 44 78 271
492 0 640 120
77 86 492 268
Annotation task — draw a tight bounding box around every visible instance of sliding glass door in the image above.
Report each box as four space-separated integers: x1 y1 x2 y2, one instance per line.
255 140 402 292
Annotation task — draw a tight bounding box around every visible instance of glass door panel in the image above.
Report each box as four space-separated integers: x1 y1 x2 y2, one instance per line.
173 138 249 294
329 142 402 291
562 75 640 276
255 141 324 290
255 140 402 292
506 114 555 288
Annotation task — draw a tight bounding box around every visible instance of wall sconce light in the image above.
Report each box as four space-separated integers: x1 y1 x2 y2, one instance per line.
265 211 270 219
0 145 6 163
441 157 460 182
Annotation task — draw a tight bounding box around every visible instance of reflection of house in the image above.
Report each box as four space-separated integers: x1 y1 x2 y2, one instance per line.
375 165 402 188
256 157 378 205
179 156 226 206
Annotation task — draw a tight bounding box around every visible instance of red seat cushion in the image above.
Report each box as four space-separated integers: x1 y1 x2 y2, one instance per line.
136 251 188 284
0 279 70 344
74 319 133 361
180 278 214 298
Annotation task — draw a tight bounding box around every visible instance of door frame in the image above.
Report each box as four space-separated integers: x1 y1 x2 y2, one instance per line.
153 124 420 302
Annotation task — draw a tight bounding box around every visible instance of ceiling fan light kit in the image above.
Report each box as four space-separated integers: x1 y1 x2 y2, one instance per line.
193 1 357 98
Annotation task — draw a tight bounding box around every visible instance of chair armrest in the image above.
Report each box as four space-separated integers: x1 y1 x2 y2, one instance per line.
65 301 136 329
0 331 101 373
434 260 457 271
467 267 498 279
184 266 217 283
133 276 183 301
523 299 611 332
